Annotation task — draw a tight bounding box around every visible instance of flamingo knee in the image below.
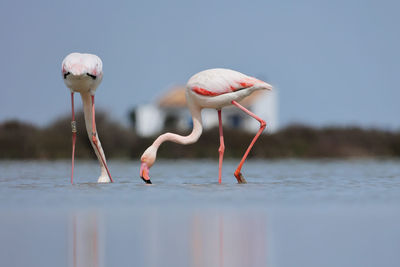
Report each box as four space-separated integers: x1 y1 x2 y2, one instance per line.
260 120 266 130
218 144 225 154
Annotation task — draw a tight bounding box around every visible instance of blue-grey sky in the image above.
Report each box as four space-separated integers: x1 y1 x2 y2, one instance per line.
0 0 399 129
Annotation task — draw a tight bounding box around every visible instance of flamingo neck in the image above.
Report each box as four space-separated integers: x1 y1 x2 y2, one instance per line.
81 92 96 140
80 92 108 177
153 104 203 149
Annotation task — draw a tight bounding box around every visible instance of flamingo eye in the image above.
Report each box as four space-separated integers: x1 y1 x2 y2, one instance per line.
86 73 96 79
64 72 70 79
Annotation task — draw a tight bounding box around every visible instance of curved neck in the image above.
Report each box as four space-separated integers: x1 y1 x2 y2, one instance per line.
152 104 203 149
80 92 108 176
81 92 96 141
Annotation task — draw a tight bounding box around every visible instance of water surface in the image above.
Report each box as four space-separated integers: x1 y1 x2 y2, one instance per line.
0 159 399 267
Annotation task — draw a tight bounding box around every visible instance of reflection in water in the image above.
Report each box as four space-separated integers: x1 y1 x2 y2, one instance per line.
70 212 104 267
2 206 399 267
67 209 267 267
190 212 267 267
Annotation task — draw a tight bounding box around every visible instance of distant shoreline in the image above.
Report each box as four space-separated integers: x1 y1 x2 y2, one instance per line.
1 113 399 159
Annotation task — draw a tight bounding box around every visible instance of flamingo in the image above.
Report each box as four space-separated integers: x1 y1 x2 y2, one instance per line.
140 68 273 184
61 53 113 184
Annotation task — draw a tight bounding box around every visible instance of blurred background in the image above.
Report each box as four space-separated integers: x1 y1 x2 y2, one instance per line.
1 0 400 159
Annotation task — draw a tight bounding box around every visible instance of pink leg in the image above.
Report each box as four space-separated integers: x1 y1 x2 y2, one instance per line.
91 95 114 183
231 100 266 183
218 109 225 184
71 92 77 184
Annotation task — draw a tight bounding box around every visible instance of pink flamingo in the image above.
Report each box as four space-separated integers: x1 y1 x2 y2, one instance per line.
62 53 113 184
140 68 272 184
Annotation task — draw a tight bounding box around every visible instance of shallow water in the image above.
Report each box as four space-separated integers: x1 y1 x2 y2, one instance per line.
0 159 399 267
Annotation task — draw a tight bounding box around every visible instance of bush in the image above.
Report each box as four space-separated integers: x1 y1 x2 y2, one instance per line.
0 117 399 159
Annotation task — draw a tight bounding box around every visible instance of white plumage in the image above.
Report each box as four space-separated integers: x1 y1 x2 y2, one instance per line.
62 53 103 95
186 68 272 109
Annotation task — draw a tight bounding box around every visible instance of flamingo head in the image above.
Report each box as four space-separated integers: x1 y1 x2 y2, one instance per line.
62 53 103 94
139 145 157 184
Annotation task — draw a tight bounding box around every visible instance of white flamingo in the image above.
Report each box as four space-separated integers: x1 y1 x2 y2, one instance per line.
62 53 113 184
140 68 272 184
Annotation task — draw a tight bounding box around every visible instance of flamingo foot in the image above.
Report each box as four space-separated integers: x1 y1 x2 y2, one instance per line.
234 172 247 184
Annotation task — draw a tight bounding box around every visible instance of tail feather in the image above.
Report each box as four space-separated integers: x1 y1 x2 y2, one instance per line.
254 79 273 90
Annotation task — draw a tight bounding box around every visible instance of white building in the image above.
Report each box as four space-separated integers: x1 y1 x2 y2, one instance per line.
135 86 278 137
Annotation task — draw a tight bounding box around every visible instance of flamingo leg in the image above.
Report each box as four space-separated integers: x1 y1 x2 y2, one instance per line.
90 95 114 183
71 92 77 184
218 109 225 184
231 100 266 184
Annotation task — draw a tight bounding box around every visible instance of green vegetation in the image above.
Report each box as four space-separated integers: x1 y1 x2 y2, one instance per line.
1 112 399 159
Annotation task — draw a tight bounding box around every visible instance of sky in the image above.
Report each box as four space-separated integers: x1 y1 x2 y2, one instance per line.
0 0 399 129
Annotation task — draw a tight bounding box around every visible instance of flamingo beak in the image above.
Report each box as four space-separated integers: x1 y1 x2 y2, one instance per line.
140 162 152 184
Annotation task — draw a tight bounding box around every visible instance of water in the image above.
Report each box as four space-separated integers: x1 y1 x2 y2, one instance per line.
0 159 399 267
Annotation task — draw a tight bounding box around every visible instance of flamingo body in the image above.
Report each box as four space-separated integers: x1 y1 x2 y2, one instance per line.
62 53 103 94
187 68 272 109
140 68 272 184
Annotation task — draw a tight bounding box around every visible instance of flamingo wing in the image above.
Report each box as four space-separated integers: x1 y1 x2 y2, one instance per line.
188 68 266 97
